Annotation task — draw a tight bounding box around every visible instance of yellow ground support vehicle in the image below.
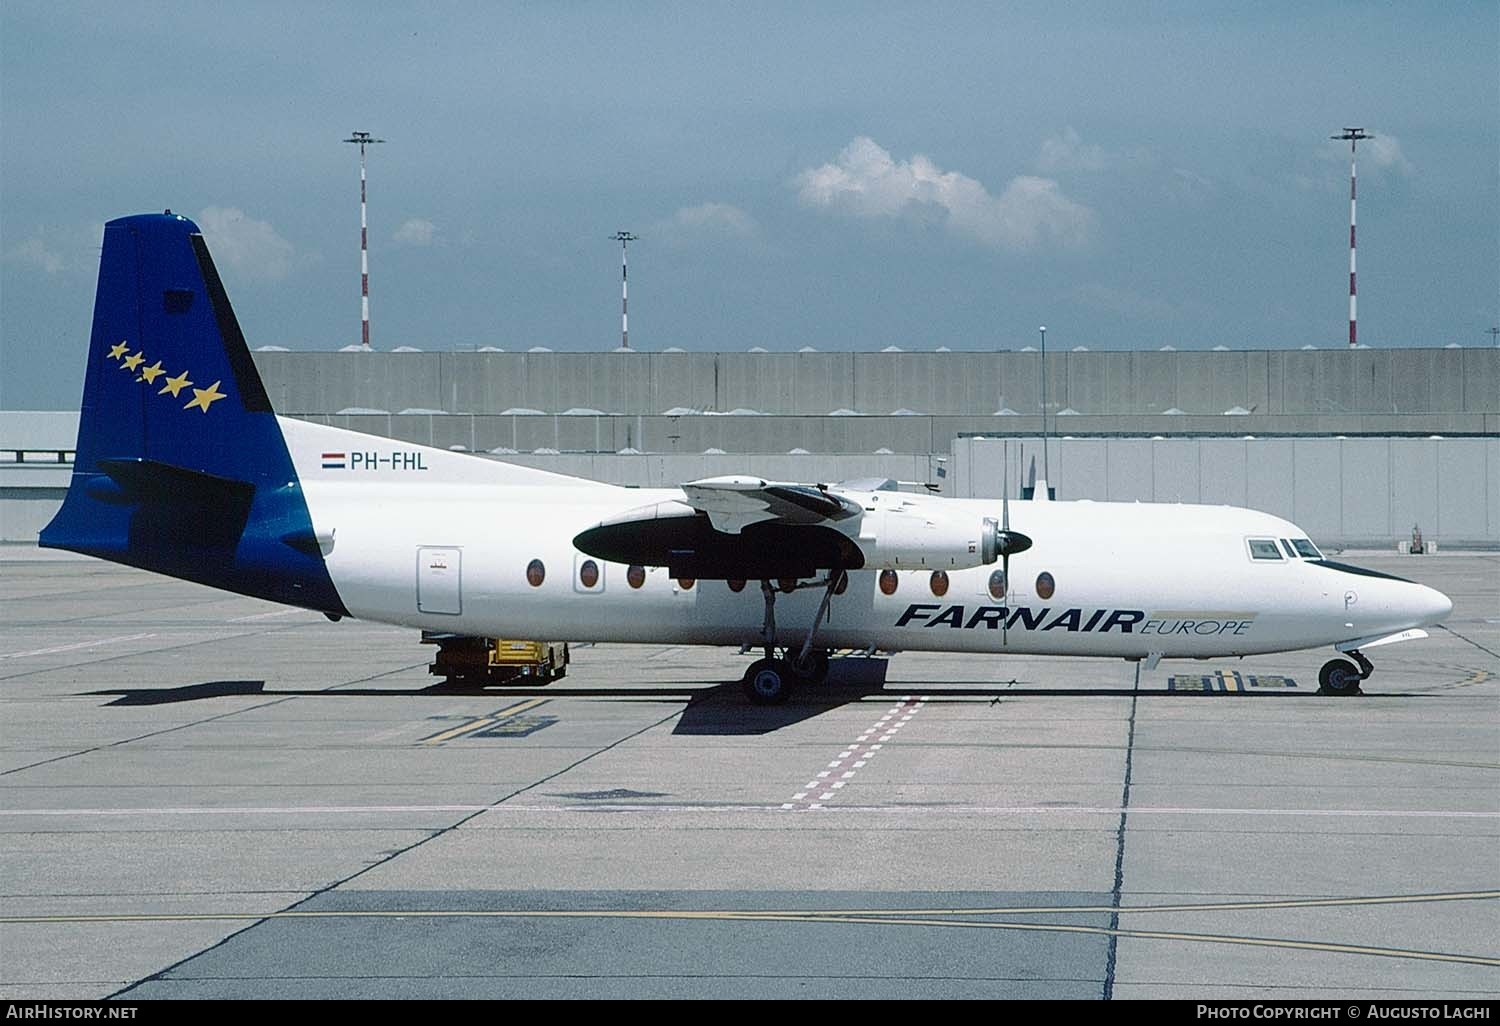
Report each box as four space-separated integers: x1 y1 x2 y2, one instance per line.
422 633 569 686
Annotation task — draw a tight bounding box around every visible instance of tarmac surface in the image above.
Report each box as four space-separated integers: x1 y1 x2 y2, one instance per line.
1 546 1496 999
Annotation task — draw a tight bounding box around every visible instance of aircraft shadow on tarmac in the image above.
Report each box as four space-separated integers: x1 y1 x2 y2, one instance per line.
81 661 1357 735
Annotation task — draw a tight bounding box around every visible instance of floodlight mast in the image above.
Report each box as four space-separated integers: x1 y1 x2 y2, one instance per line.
343 131 385 348
1332 128 1372 348
612 232 638 349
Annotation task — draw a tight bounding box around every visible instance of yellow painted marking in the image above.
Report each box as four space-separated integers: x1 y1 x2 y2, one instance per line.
138 360 165 384
1223 672 1239 692
121 351 145 371
5 892 1496 967
421 718 498 746
419 698 550 746
184 379 226 413
159 370 192 397
107 341 129 360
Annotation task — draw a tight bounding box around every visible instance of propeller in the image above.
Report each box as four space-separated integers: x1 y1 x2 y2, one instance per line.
998 439 1032 645
997 489 1032 645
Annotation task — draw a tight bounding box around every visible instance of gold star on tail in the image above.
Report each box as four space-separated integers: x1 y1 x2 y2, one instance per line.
108 341 129 360
138 361 165 384
159 371 192 397
122 351 145 372
184 380 226 413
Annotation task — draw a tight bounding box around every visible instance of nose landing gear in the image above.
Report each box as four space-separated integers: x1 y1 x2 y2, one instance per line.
1319 649 1373 695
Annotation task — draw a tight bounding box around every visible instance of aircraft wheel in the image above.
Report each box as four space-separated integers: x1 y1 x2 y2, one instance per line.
1318 658 1364 695
791 649 831 685
743 658 793 705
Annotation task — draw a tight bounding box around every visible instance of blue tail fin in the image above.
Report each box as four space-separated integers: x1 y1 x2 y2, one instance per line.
40 212 346 615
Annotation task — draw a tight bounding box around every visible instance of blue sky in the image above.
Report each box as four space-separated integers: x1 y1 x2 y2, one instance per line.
2 2 1496 408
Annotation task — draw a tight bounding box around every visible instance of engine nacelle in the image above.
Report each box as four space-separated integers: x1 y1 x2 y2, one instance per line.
856 509 1001 570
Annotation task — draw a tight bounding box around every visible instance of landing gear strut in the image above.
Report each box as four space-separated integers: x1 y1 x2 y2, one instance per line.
1319 649 1372 696
740 572 842 704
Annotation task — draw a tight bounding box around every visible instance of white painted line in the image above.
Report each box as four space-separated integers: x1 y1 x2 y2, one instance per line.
792 793 807 800
819 792 835 800
227 609 305 623
0 633 156 660
8 803 1497 819
853 761 867 768
841 772 856 779
780 803 795 810
830 782 845 790
816 771 830 778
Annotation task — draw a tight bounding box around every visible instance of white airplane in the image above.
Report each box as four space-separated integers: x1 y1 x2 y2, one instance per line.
42 213 1453 702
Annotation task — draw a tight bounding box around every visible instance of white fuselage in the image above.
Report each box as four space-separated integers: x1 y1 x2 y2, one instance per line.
285 419 1451 660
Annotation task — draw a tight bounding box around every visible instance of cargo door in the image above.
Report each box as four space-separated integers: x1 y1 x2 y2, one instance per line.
417 546 462 615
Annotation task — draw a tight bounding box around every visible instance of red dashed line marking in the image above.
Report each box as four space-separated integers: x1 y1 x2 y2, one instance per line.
781 695 928 811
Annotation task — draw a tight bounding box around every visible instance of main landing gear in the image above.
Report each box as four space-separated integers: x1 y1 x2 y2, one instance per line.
741 573 842 705
1318 649 1373 696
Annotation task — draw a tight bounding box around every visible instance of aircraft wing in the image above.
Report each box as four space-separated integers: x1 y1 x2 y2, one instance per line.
573 474 1003 581
680 475 862 534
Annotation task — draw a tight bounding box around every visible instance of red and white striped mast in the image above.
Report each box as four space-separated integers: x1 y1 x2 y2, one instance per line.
344 131 385 348
1332 127 1372 348
611 232 638 349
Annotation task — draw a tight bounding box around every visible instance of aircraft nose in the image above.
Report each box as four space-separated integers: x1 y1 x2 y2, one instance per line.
1408 583 1452 626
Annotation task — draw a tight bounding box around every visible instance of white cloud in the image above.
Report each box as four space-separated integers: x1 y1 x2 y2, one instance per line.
1036 127 1108 173
794 136 1094 251
1324 132 1413 176
196 207 294 282
3 223 103 274
5 236 65 274
1036 127 1153 174
651 202 758 246
1365 135 1413 175
394 218 437 246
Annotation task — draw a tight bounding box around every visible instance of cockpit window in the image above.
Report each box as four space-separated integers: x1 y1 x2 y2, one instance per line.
1247 538 1284 561
1292 538 1322 559
1280 539 1298 559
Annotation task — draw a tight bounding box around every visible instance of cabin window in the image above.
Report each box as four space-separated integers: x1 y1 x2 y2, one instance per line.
988 569 1006 601
1292 538 1322 559
778 578 798 594
626 565 646 589
677 577 696 590
727 579 746 593
1247 539 1283 561
1035 571 1055 600
1280 539 1298 559
879 569 899 596
930 570 949 597
578 560 599 589
526 559 546 587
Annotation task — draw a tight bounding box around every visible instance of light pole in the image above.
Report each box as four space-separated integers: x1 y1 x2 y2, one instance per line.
1332 127 1372 348
1039 325 1050 493
343 131 385 348
612 231 638 349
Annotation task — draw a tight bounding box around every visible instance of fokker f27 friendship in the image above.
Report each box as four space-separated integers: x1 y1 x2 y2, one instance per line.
41 213 1452 702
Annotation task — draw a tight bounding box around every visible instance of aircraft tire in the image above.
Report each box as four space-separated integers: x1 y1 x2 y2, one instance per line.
743 658 793 705
1318 658 1364 695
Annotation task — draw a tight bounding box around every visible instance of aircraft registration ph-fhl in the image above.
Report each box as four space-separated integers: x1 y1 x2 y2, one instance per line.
41 213 1453 702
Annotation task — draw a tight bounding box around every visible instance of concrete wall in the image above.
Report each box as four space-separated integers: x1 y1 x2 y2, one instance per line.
251 347 1500 418
297 410 1498 455
951 436 1500 547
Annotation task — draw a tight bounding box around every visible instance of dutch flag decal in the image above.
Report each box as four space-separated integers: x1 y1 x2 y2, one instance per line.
322 452 346 469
